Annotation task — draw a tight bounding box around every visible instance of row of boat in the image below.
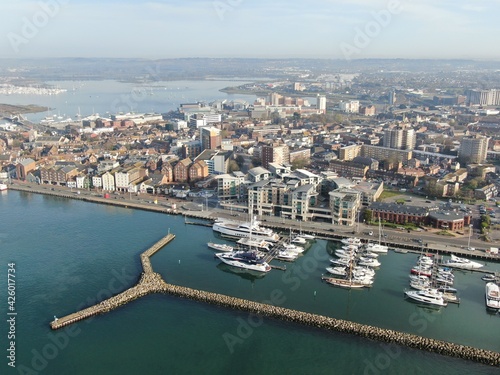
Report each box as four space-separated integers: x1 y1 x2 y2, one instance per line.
405 253 498 310
208 217 315 273
322 237 387 289
405 254 459 307
209 218 500 312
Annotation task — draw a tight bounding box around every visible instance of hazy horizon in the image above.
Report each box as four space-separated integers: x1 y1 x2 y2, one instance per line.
2 0 500 61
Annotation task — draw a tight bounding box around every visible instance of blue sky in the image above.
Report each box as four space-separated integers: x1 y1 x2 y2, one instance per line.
1 0 500 59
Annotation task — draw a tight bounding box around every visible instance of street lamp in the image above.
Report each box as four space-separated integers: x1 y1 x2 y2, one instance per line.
467 224 473 250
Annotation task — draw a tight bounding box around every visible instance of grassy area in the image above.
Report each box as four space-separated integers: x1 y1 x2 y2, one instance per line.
436 230 455 236
379 190 402 201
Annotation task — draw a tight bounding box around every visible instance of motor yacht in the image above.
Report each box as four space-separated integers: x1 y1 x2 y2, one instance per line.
215 250 271 273
404 288 447 307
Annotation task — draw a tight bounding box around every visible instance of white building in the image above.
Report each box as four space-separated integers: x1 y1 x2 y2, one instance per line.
93 175 103 189
102 171 116 191
339 100 359 113
170 120 188 131
317 95 326 114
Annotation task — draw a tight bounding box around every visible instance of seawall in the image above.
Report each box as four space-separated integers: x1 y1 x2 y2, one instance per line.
160 283 500 367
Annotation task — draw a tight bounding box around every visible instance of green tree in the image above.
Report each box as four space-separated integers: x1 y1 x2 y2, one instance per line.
364 210 373 223
251 157 262 167
291 156 310 170
228 159 240 172
235 155 245 168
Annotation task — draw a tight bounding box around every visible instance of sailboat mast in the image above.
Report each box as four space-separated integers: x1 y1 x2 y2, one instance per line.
378 217 382 245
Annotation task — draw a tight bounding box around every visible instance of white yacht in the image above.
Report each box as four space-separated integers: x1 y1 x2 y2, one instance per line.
354 266 376 277
364 242 388 254
236 237 272 252
213 217 280 242
359 250 379 259
329 257 352 267
409 274 430 283
282 243 304 253
334 249 357 259
485 282 500 310
358 257 381 268
299 233 315 240
404 288 447 307
215 250 271 273
410 279 431 291
443 254 484 270
276 250 298 261
207 242 233 252
326 266 347 276
291 235 307 245
341 237 363 246
417 255 434 266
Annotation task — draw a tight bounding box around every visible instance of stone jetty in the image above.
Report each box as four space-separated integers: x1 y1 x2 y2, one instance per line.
159 284 500 367
50 233 175 330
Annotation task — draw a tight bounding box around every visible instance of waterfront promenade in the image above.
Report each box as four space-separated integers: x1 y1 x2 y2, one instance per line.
10 183 500 263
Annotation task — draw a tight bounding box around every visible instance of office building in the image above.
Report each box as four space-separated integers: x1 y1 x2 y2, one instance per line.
339 100 359 113
317 95 326 114
459 135 489 163
466 89 500 106
383 127 415 150
200 126 221 151
261 143 289 169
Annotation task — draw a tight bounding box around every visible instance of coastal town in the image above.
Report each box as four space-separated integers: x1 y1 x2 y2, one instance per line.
1 62 500 248
3 0 500 372
2 59 500 369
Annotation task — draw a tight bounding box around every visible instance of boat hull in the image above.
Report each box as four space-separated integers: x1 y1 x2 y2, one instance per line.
213 221 279 242
207 242 233 252
216 253 271 273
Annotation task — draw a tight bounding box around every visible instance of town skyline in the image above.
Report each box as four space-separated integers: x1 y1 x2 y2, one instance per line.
2 0 500 60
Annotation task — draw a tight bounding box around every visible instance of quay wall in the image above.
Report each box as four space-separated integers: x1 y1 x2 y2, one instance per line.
10 184 499 263
161 283 500 367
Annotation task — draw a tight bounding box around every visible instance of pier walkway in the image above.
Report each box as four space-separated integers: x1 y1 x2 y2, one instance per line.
50 233 175 329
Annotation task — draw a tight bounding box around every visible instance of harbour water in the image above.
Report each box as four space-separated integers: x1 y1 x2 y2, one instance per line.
1 191 498 374
0 79 258 123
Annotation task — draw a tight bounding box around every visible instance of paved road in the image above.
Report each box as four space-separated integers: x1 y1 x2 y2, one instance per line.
8 181 500 258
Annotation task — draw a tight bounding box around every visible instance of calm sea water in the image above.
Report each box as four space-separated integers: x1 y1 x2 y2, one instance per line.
0 191 498 375
0 79 258 123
